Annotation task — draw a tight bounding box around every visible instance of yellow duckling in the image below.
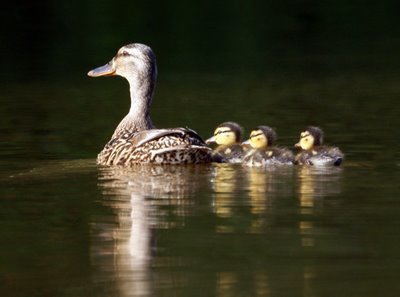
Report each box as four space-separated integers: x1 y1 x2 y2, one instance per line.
294 126 344 166
205 122 245 163
242 126 294 166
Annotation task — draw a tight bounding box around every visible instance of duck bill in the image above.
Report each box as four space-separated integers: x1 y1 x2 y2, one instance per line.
294 142 301 148
241 139 251 148
87 62 116 77
205 136 216 145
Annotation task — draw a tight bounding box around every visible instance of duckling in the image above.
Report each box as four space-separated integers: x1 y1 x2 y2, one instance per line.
294 126 344 166
242 126 294 166
88 43 212 165
205 122 245 163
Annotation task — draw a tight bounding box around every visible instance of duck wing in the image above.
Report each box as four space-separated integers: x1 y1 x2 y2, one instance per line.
98 128 211 165
130 128 206 147
149 145 212 164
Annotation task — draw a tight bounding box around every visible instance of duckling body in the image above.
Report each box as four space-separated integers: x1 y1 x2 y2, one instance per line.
294 126 343 166
88 43 212 165
212 144 244 163
243 147 294 166
205 122 245 163
294 146 343 166
242 126 294 166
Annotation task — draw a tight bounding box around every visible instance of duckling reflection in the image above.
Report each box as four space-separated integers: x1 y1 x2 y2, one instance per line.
210 163 245 233
211 164 238 217
216 270 270 297
244 166 294 233
91 165 211 296
296 166 343 247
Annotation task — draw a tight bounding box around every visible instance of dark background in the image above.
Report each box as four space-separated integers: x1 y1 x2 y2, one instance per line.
2 0 400 81
1 0 400 160
1 3 400 297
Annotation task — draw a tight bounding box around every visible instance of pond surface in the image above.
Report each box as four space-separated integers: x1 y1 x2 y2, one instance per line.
1 71 400 297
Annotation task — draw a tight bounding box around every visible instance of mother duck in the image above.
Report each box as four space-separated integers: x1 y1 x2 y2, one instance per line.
88 43 212 165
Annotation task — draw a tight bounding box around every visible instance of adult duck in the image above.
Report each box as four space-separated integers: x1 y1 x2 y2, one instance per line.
88 43 211 165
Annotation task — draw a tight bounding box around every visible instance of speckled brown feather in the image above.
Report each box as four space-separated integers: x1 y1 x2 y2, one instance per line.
97 128 212 166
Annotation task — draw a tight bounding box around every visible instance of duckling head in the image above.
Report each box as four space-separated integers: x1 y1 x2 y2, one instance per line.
243 126 277 149
295 126 324 150
88 43 157 88
206 122 243 146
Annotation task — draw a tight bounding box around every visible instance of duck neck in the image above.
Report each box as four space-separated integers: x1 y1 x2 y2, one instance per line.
111 77 155 138
128 78 153 122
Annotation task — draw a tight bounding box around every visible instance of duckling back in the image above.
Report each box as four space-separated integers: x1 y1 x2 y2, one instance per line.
243 147 294 166
295 146 343 166
212 144 245 163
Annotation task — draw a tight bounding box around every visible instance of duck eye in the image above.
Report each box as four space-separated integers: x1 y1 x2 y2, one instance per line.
122 50 130 56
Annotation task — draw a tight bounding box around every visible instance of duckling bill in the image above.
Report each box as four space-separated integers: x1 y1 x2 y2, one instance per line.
294 126 344 166
242 126 294 166
205 122 245 163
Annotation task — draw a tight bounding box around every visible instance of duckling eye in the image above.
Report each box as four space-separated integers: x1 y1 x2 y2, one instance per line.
122 50 130 56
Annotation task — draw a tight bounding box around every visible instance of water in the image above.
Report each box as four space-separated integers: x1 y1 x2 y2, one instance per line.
1 71 400 297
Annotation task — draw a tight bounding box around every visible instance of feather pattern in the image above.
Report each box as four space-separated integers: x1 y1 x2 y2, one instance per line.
295 146 343 166
88 43 212 165
243 147 294 166
97 128 212 165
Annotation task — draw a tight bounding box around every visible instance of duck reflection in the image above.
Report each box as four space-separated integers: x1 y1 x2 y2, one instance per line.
91 164 211 297
297 166 343 247
90 163 343 297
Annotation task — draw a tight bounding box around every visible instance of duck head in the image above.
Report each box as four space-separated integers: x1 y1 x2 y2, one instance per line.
295 126 323 150
206 122 243 146
88 43 157 87
242 126 277 149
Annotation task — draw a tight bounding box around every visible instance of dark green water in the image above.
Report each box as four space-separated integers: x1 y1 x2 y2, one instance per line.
2 0 400 295
1 68 400 297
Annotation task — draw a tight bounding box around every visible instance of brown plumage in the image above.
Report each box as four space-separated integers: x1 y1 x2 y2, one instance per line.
98 128 211 165
88 43 212 165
